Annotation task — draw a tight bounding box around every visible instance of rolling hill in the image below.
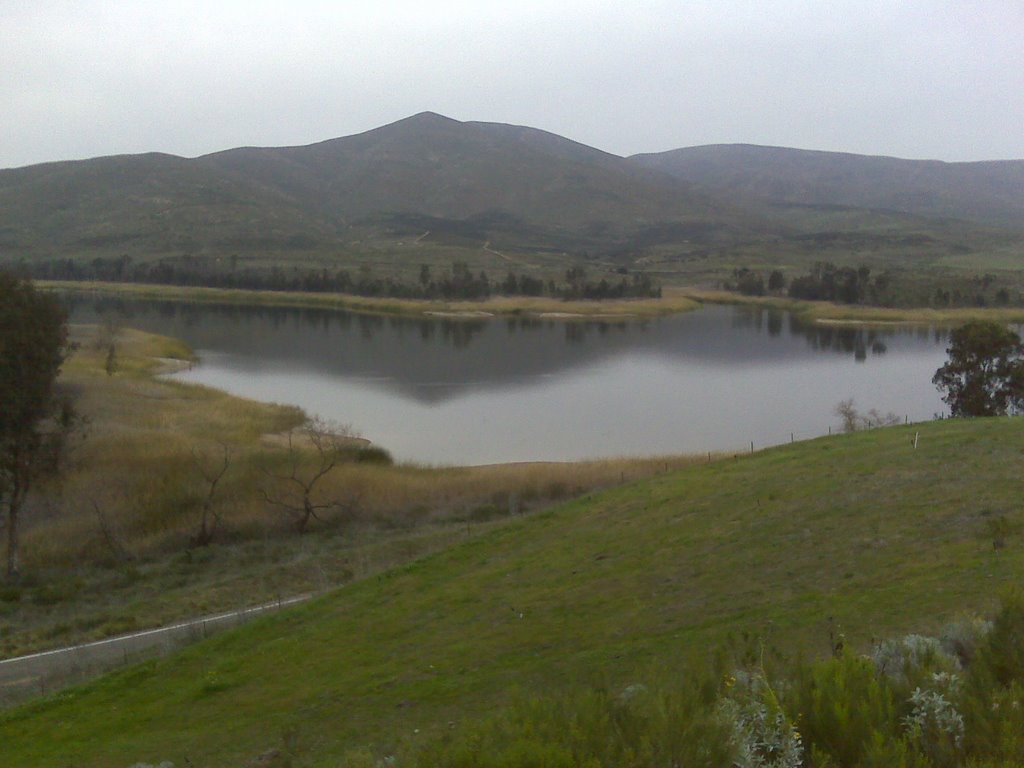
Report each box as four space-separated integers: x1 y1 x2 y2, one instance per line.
0 113 748 263
1 417 1021 766
629 143 1024 229
1 113 1022 284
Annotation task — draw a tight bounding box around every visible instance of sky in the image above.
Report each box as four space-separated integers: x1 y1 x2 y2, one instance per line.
2 0 1023 169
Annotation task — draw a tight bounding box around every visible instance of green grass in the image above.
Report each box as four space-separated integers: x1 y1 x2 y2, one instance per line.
2 417 1022 766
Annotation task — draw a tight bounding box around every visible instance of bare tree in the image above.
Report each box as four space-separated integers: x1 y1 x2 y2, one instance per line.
260 419 358 534
835 398 860 433
94 314 121 377
91 494 133 563
190 443 232 546
835 399 901 433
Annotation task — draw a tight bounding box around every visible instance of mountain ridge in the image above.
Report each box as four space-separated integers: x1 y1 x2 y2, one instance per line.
629 142 1024 228
1 113 1021 272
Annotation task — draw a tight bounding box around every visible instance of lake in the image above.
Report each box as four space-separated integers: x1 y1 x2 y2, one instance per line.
67 296 954 465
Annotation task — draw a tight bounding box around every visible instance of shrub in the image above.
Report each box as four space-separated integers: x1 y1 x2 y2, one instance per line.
940 617 993 669
0 585 21 603
719 693 802 767
353 446 394 465
960 591 1024 763
971 590 1024 688
904 677 964 766
788 652 906 766
872 634 958 685
414 677 733 768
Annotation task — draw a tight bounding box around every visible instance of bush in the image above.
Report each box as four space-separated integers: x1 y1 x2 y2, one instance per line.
872 634 958 685
353 446 394 465
383 598 1024 767
960 591 1024 763
414 677 733 768
971 590 1024 688
787 652 905 766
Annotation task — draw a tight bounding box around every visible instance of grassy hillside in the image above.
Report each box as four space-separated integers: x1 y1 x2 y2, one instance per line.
630 143 1024 229
2 416 1021 766
4 113 1023 296
0 113 748 266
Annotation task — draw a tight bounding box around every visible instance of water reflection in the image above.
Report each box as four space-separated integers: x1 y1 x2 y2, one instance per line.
64 294 954 463
64 295 951 395
729 306 945 361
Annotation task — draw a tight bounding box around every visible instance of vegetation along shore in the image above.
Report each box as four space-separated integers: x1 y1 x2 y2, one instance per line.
40 279 1024 325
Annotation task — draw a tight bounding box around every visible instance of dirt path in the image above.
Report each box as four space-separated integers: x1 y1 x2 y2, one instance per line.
483 240 539 269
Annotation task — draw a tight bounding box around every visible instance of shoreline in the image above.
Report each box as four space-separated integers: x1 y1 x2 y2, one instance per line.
42 279 1024 325
679 288 1024 326
42 280 699 320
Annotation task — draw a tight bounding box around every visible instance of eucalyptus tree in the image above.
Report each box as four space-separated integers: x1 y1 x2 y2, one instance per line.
0 272 74 579
933 320 1024 417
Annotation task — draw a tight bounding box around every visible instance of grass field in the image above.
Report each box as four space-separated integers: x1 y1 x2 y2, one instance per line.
1 413 1021 766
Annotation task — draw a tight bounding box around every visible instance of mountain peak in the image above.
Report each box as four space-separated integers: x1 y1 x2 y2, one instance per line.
394 111 462 127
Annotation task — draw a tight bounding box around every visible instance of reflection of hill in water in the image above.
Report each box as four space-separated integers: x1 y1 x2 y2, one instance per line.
65 296 949 404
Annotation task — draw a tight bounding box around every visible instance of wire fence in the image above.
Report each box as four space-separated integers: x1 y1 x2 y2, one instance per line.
0 594 310 708
713 413 931 459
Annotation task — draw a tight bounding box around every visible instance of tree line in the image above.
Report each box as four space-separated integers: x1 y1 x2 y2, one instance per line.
15 256 661 301
726 261 1024 308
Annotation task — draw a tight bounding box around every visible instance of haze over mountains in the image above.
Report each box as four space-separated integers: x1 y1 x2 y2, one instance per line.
631 144 1024 229
1 112 1021 269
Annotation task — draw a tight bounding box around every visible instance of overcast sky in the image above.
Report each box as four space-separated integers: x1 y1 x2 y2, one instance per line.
3 0 1022 169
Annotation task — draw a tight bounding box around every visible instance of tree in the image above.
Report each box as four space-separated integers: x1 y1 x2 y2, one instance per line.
932 320 1024 417
190 443 232 547
0 272 74 579
731 268 765 296
260 418 360 534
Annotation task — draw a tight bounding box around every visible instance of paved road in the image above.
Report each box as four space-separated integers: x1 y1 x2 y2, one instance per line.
0 594 310 706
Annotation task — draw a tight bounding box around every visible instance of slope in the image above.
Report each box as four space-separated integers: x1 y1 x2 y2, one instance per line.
630 143 1024 230
1 417 1021 766
0 113 748 264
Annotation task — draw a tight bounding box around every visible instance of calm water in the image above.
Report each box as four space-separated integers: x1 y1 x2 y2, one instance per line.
67 296 954 465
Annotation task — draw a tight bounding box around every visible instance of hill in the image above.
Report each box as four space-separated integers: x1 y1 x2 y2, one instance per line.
0 113 747 264
1 416 1021 766
3 114 1023 294
629 143 1024 229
